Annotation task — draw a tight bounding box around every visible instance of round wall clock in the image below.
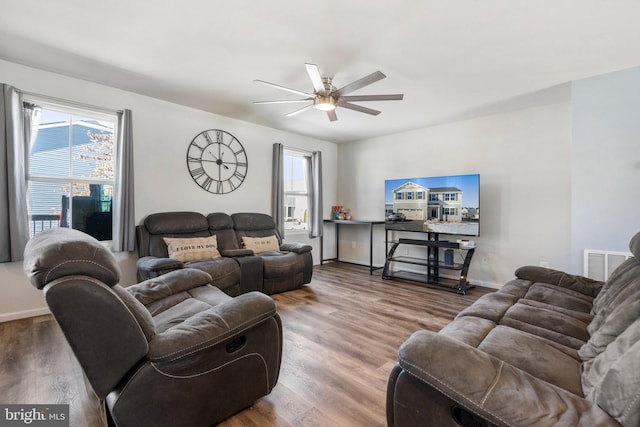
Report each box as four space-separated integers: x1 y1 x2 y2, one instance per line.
186 129 248 194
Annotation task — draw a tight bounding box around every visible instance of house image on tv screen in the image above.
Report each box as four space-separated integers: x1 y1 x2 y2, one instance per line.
392 182 462 222
385 174 480 236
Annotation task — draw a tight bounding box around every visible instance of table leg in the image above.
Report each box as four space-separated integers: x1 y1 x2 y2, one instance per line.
369 223 374 275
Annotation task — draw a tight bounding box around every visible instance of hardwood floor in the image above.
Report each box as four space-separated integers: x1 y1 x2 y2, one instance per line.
0 263 493 426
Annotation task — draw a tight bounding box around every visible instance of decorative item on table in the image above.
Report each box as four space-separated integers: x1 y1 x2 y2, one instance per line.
456 239 476 248
331 205 343 220
331 206 352 220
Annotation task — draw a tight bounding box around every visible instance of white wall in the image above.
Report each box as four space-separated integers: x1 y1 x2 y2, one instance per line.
0 59 337 322
570 67 640 272
335 66 640 288
336 86 573 288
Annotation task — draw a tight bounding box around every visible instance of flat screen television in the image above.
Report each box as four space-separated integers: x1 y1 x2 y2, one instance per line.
385 173 480 236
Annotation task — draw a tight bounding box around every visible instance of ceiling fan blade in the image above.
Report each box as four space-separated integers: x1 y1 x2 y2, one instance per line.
327 110 338 122
254 79 314 98
305 63 326 95
285 104 314 117
337 100 381 116
337 71 386 95
340 94 404 102
253 98 313 104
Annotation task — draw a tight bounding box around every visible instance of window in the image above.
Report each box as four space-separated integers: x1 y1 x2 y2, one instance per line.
396 192 404 200
406 192 413 200
417 191 424 200
430 193 439 201
444 208 458 215
283 149 310 232
444 193 458 201
26 100 116 240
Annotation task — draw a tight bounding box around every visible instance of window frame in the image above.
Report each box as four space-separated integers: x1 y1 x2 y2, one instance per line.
283 148 311 234
24 97 118 241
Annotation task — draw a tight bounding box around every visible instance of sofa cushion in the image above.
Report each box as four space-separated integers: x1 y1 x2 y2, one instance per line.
143 212 211 258
231 212 283 246
186 258 242 296
242 235 280 254
502 302 590 343
522 282 594 314
477 325 583 395
145 211 209 234
207 212 240 251
591 231 640 314
515 265 604 297
438 316 497 348
455 292 519 323
163 236 221 262
23 228 120 289
590 257 640 333
260 252 304 294
582 318 640 427
515 298 594 324
493 278 531 298
580 297 640 361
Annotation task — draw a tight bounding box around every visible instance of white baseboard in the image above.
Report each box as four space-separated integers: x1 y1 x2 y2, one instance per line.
469 279 502 290
0 307 51 323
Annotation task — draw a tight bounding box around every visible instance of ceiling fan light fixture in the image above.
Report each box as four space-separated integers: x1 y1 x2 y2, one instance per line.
314 94 337 111
254 64 403 121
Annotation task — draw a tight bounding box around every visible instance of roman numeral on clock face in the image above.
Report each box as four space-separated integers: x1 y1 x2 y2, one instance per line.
203 131 213 144
190 166 205 179
202 176 213 190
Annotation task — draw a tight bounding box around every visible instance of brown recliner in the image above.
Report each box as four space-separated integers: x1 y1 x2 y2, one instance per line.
23 228 282 427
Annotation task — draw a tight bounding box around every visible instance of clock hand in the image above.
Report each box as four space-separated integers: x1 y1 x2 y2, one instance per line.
206 151 230 169
219 151 231 170
200 158 230 167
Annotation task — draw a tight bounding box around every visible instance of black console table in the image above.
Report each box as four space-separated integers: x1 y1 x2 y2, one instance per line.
321 219 385 275
382 233 475 294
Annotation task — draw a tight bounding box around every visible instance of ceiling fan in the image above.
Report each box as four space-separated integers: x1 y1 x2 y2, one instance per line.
253 63 403 122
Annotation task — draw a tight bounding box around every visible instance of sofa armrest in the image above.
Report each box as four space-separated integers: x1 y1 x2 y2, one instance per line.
136 256 184 280
280 242 312 254
147 291 276 362
220 248 254 257
398 330 616 426
127 268 213 305
515 265 604 297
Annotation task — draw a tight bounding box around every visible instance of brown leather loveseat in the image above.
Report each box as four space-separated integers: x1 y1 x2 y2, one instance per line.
388 231 640 426
136 211 313 296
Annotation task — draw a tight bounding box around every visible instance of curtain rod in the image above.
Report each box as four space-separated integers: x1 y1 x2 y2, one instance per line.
284 145 315 155
18 90 123 115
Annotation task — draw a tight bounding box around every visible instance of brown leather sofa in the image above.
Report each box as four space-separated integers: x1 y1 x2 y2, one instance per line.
387 231 640 427
23 227 282 427
136 211 313 296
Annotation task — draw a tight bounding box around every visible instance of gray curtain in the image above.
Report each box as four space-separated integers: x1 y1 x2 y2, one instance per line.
0 84 30 262
307 151 323 238
271 143 284 236
113 109 135 252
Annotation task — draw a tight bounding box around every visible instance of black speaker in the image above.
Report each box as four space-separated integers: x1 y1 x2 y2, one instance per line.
444 249 454 265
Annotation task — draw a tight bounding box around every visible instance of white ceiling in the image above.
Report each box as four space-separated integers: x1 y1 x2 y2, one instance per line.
1 0 639 143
